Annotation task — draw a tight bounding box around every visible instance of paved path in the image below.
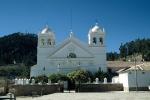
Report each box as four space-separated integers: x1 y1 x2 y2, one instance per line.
17 92 150 100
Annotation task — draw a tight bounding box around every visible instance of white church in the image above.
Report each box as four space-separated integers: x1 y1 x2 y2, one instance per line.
30 23 107 77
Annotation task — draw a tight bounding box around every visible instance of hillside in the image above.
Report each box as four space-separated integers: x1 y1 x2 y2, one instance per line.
107 38 150 61
0 32 37 66
119 38 150 61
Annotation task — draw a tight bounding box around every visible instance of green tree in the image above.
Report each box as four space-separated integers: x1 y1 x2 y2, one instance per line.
0 32 37 66
48 73 68 83
107 52 119 61
0 64 30 78
67 69 90 83
94 70 107 82
119 38 150 61
143 51 150 61
34 75 48 84
119 43 127 60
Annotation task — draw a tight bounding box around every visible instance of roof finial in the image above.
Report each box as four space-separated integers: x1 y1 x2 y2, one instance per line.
69 30 74 38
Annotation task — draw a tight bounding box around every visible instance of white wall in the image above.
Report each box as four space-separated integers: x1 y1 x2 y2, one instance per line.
112 76 119 83
31 31 107 77
128 71 150 88
119 73 129 88
118 70 150 91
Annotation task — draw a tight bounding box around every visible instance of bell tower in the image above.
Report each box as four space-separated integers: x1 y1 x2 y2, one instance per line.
38 25 55 48
88 23 105 47
37 25 55 66
88 23 107 72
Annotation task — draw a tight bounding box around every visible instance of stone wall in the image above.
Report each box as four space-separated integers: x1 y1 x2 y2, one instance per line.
75 83 123 92
9 84 63 96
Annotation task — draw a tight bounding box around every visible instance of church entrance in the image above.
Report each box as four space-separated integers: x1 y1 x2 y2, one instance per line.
67 79 75 91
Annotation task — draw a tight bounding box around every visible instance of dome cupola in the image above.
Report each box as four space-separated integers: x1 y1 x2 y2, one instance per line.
88 23 105 47
38 25 55 47
89 23 104 34
41 25 55 36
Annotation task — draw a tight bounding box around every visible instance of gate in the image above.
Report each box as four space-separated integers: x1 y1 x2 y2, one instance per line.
67 79 75 91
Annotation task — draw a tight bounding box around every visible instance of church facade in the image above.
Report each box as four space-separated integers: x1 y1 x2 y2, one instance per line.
30 23 107 77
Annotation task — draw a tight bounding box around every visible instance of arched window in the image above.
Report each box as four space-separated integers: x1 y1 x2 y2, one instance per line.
99 37 103 44
47 39 52 45
67 53 77 58
41 39 45 45
93 37 97 44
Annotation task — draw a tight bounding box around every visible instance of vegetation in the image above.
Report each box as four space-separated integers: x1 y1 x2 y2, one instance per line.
0 32 37 66
27 69 117 84
48 73 68 83
107 52 119 61
107 38 150 61
34 75 48 84
67 69 90 83
94 70 107 82
0 64 30 78
119 38 150 61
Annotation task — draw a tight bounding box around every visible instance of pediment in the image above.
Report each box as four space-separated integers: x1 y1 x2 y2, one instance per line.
48 37 93 59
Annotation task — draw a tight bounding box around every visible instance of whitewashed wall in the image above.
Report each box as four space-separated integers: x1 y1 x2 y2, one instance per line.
119 73 129 88
112 76 119 83
117 70 150 91
128 71 150 88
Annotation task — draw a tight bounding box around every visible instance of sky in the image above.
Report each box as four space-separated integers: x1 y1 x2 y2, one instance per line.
0 0 150 52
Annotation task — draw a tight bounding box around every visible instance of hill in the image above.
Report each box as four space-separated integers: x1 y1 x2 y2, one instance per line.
0 32 37 66
107 38 150 61
119 38 150 61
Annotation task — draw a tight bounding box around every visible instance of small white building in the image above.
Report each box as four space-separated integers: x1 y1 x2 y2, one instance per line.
30 23 107 77
112 62 150 91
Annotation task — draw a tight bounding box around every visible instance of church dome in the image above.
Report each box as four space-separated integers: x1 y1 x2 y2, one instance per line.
89 23 104 34
41 25 54 35
91 25 100 32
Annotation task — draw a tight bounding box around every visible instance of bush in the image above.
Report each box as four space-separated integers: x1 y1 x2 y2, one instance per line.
34 75 48 84
0 64 30 79
94 70 107 82
67 69 90 83
48 73 68 83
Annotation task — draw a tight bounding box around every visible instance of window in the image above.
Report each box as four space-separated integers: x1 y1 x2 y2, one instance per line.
99 37 103 44
93 37 97 44
47 39 52 45
41 39 45 45
67 53 77 58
